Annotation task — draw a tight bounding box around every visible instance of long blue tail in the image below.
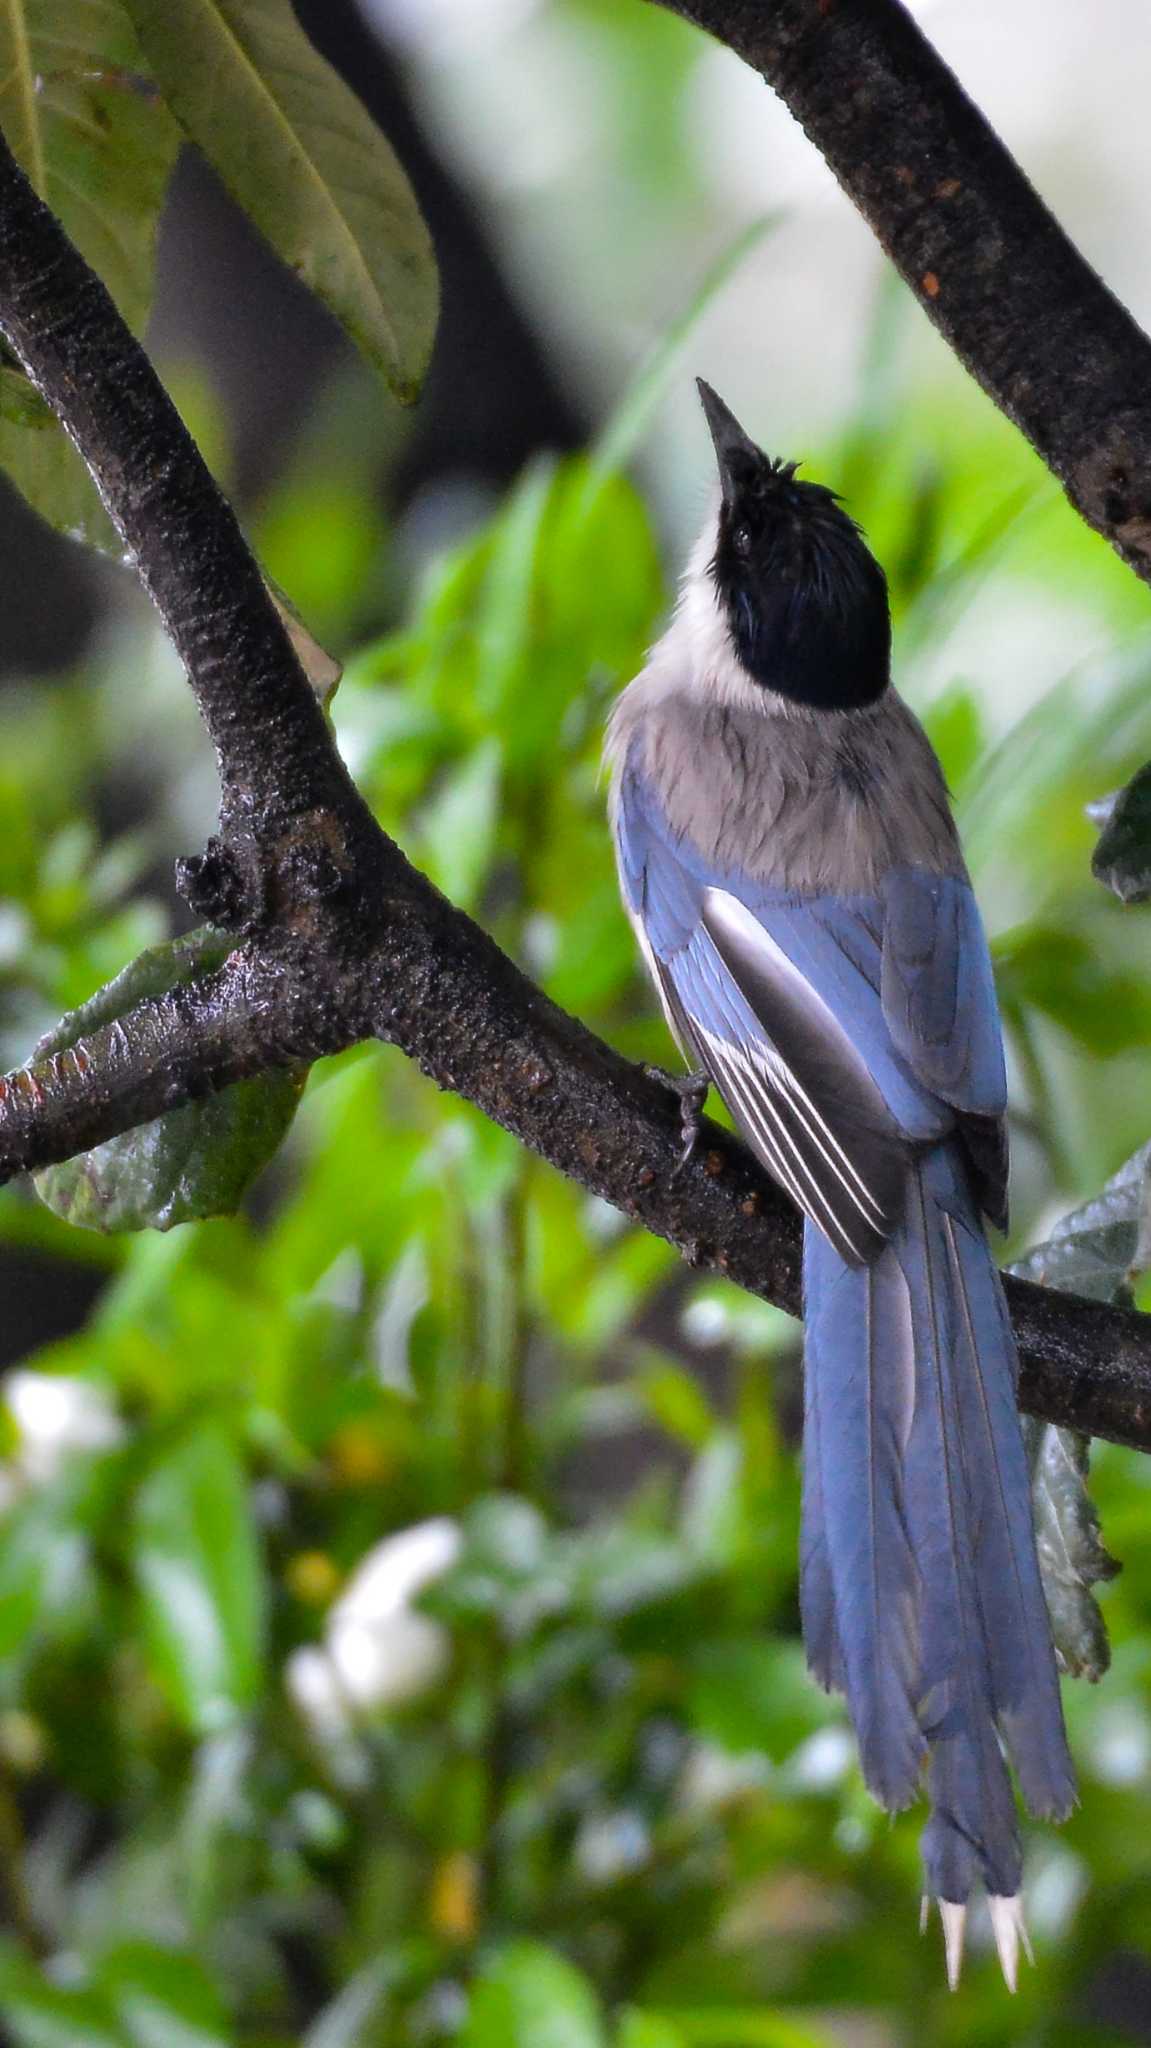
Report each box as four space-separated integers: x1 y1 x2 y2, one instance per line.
799 1141 1076 1902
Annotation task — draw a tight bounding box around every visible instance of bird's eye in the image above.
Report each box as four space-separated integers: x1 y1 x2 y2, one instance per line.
733 524 752 557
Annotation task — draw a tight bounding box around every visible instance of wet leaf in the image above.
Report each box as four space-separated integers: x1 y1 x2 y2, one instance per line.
1092 757 1151 901
1012 1141 1151 1302
32 929 305 1233
122 0 438 401
1009 1155 1148 1679
1022 1417 1119 1680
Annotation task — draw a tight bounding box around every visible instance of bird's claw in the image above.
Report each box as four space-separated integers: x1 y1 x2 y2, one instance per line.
645 1065 710 1178
921 1892 1031 1992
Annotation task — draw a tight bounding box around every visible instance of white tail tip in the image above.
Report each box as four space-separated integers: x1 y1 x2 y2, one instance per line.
987 1894 1033 1993
938 1900 967 1990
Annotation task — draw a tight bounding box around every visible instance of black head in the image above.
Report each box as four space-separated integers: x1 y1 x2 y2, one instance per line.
697 379 890 712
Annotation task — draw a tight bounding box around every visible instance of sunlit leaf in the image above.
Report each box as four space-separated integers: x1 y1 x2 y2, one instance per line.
133 1419 265 1732
462 1943 606 2048
617 2016 686 2048
122 0 438 400
32 929 305 1232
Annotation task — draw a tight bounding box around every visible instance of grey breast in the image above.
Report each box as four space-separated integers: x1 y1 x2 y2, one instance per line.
641 688 965 897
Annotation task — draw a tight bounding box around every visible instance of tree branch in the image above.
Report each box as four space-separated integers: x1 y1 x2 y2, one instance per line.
652 0 1151 586
0 118 1150 1452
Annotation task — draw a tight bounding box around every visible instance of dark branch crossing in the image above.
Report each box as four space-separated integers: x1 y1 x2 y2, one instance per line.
0 12 1150 1452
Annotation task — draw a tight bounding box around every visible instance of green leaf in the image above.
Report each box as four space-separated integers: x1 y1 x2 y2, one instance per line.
650 2015 827 2048
474 457 558 722
32 928 306 1232
463 1944 605 2048
0 2 180 547
686 1638 830 1761
1092 757 1151 901
0 1939 122 2048
0 1478 91 1660
617 2016 685 2048
133 1420 265 1732
99 1943 231 2048
416 739 503 909
995 923 1151 1054
632 1349 714 1449
122 0 438 401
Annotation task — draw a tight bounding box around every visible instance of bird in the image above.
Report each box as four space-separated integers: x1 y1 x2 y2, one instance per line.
605 379 1076 1989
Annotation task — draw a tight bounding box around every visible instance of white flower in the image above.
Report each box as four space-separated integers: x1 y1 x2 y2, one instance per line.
288 1518 462 1737
4 1372 123 1486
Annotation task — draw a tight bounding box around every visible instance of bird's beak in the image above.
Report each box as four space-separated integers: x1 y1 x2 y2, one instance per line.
696 378 763 507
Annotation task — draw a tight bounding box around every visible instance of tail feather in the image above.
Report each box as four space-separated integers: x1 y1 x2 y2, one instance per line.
939 1206 1077 1822
798 1363 846 1696
802 1232 925 1808
801 1143 1075 1902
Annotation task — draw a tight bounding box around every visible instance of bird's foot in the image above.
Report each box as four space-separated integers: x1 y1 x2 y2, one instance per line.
644 1065 710 1177
920 1892 1032 1992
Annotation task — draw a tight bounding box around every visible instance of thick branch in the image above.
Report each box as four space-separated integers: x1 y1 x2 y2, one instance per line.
653 0 1151 585
4 895 1151 1454
0 118 1150 1453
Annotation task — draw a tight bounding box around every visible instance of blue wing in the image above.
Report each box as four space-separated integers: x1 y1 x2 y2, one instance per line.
614 750 1008 1259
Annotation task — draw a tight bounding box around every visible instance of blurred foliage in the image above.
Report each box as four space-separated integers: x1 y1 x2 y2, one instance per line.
2 346 1151 2039
3 7 1151 2045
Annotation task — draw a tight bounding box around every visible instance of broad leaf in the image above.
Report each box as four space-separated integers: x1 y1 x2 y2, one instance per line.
32 929 305 1232
100 1943 231 2048
1022 1416 1118 1680
122 0 438 401
1009 1153 1147 1678
462 1944 605 2048
0 0 179 547
133 1420 265 1732
1013 1141 1151 1302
